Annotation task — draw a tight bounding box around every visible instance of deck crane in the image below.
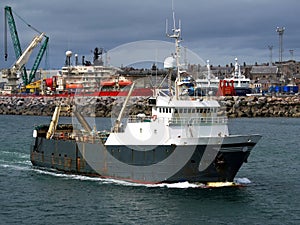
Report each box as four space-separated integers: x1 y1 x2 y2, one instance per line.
2 33 45 94
4 6 49 86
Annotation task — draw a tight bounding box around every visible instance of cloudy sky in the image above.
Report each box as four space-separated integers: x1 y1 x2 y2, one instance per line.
0 0 299 69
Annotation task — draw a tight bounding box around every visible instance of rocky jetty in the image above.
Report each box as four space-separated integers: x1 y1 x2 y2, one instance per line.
0 95 299 118
0 96 70 117
219 95 300 118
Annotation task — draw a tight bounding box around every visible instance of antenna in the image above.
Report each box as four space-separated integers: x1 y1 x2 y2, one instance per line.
172 0 175 28
179 19 181 31
172 11 176 31
166 4 181 39
166 0 182 99
165 19 168 35
234 57 239 78
207 60 211 85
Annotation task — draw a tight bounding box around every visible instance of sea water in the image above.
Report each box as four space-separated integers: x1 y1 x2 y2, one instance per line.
0 115 299 224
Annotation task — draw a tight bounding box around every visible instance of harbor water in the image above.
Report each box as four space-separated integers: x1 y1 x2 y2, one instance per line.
0 115 299 224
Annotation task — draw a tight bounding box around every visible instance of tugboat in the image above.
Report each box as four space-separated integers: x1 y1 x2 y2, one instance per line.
30 13 261 185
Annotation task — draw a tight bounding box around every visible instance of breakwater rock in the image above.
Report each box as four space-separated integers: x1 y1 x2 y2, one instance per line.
0 96 70 116
0 95 300 118
219 95 300 118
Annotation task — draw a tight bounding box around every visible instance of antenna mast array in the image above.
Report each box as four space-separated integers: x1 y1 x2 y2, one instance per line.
166 2 182 99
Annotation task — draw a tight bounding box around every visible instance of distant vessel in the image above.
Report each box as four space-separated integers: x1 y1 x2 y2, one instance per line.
196 58 251 96
42 49 153 97
195 60 220 96
30 12 261 185
224 58 251 96
0 47 153 97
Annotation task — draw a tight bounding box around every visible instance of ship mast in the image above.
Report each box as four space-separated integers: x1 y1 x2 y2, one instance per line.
234 57 241 87
166 8 182 100
207 60 211 87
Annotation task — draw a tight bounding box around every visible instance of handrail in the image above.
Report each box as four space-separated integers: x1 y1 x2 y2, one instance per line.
169 116 228 125
127 115 228 125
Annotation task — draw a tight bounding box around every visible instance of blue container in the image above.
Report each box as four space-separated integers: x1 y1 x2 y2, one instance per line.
275 86 281 93
292 86 299 93
269 86 275 92
283 86 290 93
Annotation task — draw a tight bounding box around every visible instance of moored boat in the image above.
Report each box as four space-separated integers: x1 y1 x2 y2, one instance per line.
196 58 252 96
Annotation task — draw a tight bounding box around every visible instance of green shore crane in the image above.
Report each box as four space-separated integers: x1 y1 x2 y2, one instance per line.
4 6 49 86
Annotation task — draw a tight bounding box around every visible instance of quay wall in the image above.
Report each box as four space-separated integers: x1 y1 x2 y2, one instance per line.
0 95 300 118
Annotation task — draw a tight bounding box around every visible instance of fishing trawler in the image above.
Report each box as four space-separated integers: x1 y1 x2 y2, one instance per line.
30 14 261 185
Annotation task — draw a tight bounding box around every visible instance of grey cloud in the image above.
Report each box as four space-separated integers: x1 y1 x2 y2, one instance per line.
1 0 299 69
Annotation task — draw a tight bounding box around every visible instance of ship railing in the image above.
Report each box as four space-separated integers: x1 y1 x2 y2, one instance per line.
127 115 228 125
70 129 109 144
127 115 152 123
168 116 228 126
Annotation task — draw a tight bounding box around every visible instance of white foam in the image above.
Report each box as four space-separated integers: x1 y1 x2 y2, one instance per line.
0 150 29 159
0 163 31 171
146 181 204 189
31 169 206 188
234 177 252 184
32 169 251 189
0 159 32 166
33 169 103 181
